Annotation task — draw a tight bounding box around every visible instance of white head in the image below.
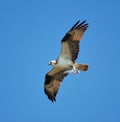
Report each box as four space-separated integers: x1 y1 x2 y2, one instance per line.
49 60 57 66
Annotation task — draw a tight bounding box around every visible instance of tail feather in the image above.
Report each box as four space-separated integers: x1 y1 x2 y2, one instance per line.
75 64 89 71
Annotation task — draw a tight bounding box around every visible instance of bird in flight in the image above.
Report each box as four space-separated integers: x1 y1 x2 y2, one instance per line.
44 20 89 102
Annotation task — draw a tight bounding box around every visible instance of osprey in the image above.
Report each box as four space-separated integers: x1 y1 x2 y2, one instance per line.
44 20 89 102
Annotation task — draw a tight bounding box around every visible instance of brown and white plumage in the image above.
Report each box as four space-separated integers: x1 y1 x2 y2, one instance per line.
44 66 72 102
59 20 88 62
44 20 89 102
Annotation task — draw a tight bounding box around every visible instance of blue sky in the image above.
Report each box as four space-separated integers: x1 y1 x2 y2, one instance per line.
0 0 120 122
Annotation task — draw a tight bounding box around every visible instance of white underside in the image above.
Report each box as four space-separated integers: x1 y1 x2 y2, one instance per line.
57 57 80 74
57 57 73 66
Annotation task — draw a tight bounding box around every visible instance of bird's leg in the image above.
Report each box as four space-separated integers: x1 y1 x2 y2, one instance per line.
64 64 80 74
73 64 79 74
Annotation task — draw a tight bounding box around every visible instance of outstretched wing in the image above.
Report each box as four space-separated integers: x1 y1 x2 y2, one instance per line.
44 66 71 102
59 20 88 62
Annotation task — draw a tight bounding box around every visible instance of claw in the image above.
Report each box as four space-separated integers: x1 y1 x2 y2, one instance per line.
73 64 79 74
73 69 79 74
64 69 80 74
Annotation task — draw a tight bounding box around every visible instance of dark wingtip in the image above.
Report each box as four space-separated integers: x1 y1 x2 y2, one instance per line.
51 98 56 102
44 88 56 102
70 20 80 30
49 96 56 102
70 20 88 30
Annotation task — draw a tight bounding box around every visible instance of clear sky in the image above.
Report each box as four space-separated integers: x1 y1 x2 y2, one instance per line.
0 0 120 122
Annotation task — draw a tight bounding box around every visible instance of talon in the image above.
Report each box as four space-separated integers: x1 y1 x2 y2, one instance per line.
74 69 79 74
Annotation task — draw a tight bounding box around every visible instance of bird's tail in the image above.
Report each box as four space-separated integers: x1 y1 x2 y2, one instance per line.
75 64 89 71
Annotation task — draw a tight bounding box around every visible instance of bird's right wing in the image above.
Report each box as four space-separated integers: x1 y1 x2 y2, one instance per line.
59 21 88 62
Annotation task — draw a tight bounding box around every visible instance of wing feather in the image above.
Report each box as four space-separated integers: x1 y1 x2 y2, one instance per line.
44 67 68 102
59 20 88 62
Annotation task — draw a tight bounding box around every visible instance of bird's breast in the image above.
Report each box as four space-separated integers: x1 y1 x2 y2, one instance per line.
57 57 73 66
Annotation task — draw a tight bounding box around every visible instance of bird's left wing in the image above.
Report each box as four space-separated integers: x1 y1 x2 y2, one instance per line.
44 66 71 102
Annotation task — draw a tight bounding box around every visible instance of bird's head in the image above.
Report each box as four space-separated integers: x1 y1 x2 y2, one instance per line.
49 60 57 66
